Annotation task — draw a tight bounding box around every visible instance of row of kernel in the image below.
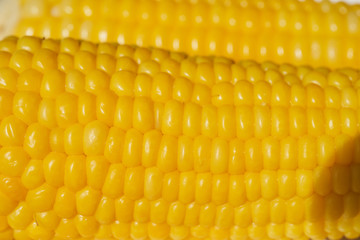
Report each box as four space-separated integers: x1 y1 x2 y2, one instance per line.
6 35 359 84
15 166 360 225
27 0 360 35
4 185 360 236
1 51 360 94
2 36 360 84
6 114 359 171
5 89 360 139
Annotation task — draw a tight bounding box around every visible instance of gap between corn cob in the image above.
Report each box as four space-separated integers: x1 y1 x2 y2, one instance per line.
0 36 360 240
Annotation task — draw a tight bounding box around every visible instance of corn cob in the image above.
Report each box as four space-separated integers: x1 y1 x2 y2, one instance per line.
4 0 360 69
1 35 360 240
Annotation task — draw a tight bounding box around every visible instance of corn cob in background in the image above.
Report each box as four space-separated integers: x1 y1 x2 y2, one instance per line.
1 35 360 240
0 0 359 69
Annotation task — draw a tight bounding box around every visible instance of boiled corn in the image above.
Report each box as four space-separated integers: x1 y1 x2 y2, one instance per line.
0 36 360 239
9 0 360 69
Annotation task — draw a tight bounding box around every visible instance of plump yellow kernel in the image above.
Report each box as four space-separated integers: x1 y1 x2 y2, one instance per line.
21 159 44 190
40 69 65 99
182 103 201 138
173 77 193 103
210 138 228 174
0 90 13 120
96 90 116 126
65 70 85 95
42 39 60 52
201 105 217 138
77 92 96 125
0 175 26 202
9 50 33 73
113 96 133 130
121 128 142 167
83 120 109 156
192 83 211 105
162 172 179 203
0 52 11 68
303 70 327 87
74 51 96 74
7 202 33 230
133 74 151 98
138 60 160 76
132 97 154 133
177 136 193 172
151 72 174 102
254 81 271 106
58 52 74 72
157 135 177 173
298 136 317 169
199 203 216 227
196 62 215 87
246 64 264 83
265 69 283 85
162 100 183 136
55 218 79 239
85 156 109 191
212 174 229 205
0 115 27 146
115 57 137 73
307 84 325 108
290 84 306 107
13 91 41 125
26 183 56 212
260 170 278 200
235 106 253 140
26 220 54 240
254 106 271 138
74 215 99 238
180 59 196 80
278 170 296 199
17 69 42 92
114 196 134 223
328 71 352 89
95 197 115 225
48 128 64 153
60 38 79 54
56 92 78 128
110 71 136 97
64 155 86 191
193 135 211 173
195 172 211 205
0 68 18 93
332 165 351 195
32 48 57 72
244 138 262 172
42 152 66 188
85 69 110 95
133 198 150 223
286 197 304 224
38 98 56 128
53 186 76 219
218 105 236 139
35 210 59 230
23 123 50 159
245 172 261 201
0 147 29 177
123 166 144 200
76 186 101 216
133 47 151 64
234 202 252 228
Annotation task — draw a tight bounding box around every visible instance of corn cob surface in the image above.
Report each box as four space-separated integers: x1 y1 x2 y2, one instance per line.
1 36 360 240
5 0 360 69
